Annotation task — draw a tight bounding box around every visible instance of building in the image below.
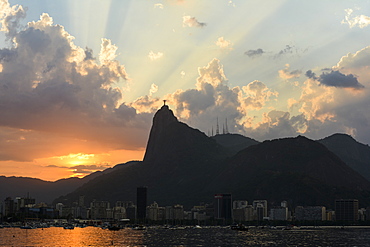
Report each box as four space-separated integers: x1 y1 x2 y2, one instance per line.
147 202 160 221
233 200 248 209
253 200 268 221
126 205 136 221
172 204 184 220
214 194 232 220
137 186 147 221
335 199 359 222
89 200 110 219
270 207 288 221
295 206 326 221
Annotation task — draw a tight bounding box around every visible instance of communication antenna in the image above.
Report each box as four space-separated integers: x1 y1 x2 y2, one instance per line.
225 118 229 134
216 117 219 135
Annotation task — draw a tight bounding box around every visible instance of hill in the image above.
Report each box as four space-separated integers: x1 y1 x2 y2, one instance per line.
55 105 229 207
0 176 84 204
211 133 259 155
208 136 370 207
318 133 370 181
54 106 370 208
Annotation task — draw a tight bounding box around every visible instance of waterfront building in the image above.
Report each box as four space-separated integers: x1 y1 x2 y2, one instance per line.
214 194 232 220
173 204 184 220
233 200 248 209
3 197 15 216
295 206 326 221
335 199 359 222
253 200 268 220
137 186 147 221
126 205 136 221
89 200 110 219
147 201 159 221
270 207 288 221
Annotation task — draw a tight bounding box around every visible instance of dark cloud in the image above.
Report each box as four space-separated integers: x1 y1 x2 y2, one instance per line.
305 70 317 80
318 70 364 89
84 47 95 61
274 45 294 59
244 48 265 58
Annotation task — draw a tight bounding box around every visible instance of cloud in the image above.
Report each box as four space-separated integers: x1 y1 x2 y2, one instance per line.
305 68 364 89
278 64 301 80
71 164 111 174
154 3 164 9
148 51 163 61
0 0 26 40
318 70 364 89
239 80 278 111
149 83 158 96
274 45 294 58
182 15 206 28
0 3 153 162
342 8 370 28
215 37 233 50
244 48 265 58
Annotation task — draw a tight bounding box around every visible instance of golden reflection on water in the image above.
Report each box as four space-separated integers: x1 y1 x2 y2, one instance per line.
0 227 144 246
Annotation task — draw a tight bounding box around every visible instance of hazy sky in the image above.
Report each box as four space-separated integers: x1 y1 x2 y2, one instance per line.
1 0 370 181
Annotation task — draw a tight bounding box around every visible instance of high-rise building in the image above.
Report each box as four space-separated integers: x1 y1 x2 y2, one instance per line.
214 194 232 220
253 200 268 221
295 206 326 221
137 186 147 221
335 199 359 222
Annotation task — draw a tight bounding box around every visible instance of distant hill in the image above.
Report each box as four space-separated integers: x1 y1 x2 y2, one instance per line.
0 161 137 204
54 106 370 208
318 133 370 181
0 176 83 204
211 133 259 156
208 136 370 207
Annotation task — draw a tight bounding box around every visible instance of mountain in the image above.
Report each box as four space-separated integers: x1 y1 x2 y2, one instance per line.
318 133 370 181
211 133 259 156
0 176 84 204
208 136 370 207
54 106 370 208
55 105 230 207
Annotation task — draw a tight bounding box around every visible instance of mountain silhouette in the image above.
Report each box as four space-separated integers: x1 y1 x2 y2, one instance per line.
54 106 370 208
208 136 370 207
318 133 370 181
211 133 259 156
55 105 229 207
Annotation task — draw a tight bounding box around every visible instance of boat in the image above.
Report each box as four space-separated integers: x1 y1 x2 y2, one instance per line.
132 225 146 230
108 225 121 231
230 224 248 231
63 225 75 230
20 225 36 229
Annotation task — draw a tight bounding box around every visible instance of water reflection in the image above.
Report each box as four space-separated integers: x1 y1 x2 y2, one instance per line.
0 227 144 246
1 226 370 246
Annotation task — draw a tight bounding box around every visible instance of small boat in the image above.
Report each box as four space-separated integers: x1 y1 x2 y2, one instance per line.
231 224 248 231
20 225 35 229
108 225 121 231
133 225 146 230
63 225 75 230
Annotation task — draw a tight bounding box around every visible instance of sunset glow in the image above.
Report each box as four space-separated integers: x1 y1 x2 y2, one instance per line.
1 0 370 181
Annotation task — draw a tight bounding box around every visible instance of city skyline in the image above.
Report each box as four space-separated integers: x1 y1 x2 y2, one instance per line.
1 0 370 181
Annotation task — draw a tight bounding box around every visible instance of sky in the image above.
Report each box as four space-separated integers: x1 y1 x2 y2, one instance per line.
1 0 370 181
